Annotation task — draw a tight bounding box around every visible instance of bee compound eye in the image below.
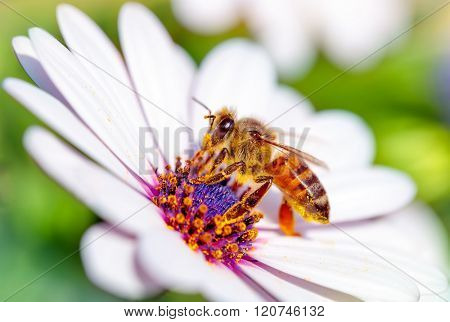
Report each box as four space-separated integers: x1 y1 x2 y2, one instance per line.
249 130 261 139
216 117 234 138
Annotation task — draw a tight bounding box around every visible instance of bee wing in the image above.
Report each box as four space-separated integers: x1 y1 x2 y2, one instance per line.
257 136 329 169
284 146 329 170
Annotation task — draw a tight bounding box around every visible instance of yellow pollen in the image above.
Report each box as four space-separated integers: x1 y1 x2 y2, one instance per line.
241 228 258 241
184 184 194 194
193 218 204 229
223 225 232 236
215 227 223 235
188 236 198 250
237 222 247 232
169 177 178 186
199 232 212 243
214 215 223 225
226 243 239 253
158 196 167 204
183 197 193 207
212 249 223 259
198 204 208 214
168 194 177 205
252 211 264 223
202 133 212 148
235 253 244 262
175 213 185 224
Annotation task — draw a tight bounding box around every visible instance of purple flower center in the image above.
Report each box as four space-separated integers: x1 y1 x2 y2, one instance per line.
153 168 263 265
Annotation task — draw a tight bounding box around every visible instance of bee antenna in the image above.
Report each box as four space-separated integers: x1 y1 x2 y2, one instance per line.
192 97 215 126
192 97 211 114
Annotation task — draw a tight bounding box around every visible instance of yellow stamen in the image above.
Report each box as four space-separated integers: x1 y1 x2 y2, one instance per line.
183 197 193 207
193 218 204 229
169 177 178 186
226 243 239 253
175 213 185 224
212 249 223 259
223 225 232 236
200 232 212 243
237 222 246 232
198 204 208 215
184 184 194 194
241 228 258 241
168 195 177 206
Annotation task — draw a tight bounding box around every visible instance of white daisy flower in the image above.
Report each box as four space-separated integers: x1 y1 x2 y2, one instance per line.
3 3 448 301
172 0 411 77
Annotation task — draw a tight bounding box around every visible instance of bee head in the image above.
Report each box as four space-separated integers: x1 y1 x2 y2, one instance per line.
204 108 236 147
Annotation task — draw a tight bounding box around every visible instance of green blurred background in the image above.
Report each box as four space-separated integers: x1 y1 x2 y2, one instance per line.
0 0 448 301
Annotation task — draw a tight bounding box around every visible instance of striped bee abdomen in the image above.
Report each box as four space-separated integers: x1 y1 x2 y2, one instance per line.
265 154 330 224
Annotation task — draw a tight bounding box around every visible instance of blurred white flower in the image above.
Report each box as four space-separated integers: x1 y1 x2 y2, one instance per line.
172 0 411 77
4 3 448 301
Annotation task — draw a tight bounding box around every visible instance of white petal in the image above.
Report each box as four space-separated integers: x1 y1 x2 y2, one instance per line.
137 228 207 294
420 287 450 302
191 39 276 136
301 110 375 171
252 237 420 301
258 166 416 224
3 78 143 193
241 261 344 301
12 36 66 103
201 264 264 301
244 0 316 78
172 0 240 34
258 201 449 294
119 3 194 164
174 45 197 102
28 27 150 179
263 85 314 131
57 4 151 169
137 227 263 300
24 127 162 235
257 186 284 230
81 223 161 299
319 0 411 69
321 166 416 222
362 247 448 296
297 202 449 271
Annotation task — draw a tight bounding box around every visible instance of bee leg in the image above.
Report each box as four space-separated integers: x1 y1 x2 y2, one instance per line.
210 148 229 173
243 176 273 209
189 149 206 175
220 176 273 226
190 161 246 185
191 149 215 176
190 148 229 177
279 199 301 237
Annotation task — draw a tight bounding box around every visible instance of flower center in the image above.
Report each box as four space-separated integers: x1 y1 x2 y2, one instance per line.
153 166 263 265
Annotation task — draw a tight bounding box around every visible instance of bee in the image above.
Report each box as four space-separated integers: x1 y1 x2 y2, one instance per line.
190 99 330 236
